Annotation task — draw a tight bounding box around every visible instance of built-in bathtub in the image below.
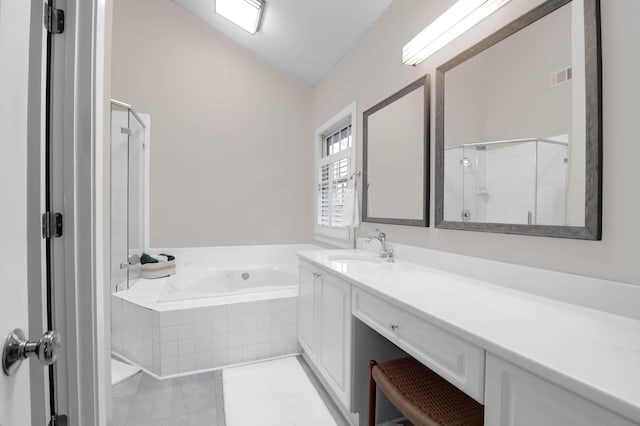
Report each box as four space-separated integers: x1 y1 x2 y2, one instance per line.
157 265 298 303
111 244 317 378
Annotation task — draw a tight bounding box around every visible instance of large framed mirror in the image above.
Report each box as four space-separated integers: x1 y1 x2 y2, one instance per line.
363 75 430 226
435 0 601 239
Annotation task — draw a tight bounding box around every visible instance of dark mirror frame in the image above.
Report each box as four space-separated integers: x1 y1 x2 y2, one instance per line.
435 0 602 239
363 75 431 227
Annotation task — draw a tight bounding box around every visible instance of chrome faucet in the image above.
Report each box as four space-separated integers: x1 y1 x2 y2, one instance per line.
366 229 394 262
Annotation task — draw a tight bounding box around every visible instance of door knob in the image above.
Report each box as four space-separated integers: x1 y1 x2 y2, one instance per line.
2 328 61 376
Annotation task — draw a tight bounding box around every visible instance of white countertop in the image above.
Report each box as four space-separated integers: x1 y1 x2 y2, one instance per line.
297 249 640 424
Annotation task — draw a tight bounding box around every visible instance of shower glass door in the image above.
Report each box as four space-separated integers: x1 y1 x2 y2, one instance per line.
110 102 146 292
128 110 145 283
462 141 537 225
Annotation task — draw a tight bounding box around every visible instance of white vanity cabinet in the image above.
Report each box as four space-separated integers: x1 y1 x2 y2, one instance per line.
352 287 485 403
297 260 352 411
485 354 637 426
298 261 318 361
296 249 640 426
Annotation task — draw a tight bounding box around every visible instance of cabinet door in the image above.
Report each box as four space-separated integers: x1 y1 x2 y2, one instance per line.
298 262 317 361
318 271 352 410
485 354 636 426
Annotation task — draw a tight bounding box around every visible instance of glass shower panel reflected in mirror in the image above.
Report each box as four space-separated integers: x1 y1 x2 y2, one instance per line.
444 138 568 225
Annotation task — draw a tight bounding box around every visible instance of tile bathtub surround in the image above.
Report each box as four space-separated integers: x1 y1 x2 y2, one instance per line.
113 296 299 377
111 297 154 371
112 243 313 377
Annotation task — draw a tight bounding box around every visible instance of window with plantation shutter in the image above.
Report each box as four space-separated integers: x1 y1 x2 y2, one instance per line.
314 103 357 246
318 127 351 228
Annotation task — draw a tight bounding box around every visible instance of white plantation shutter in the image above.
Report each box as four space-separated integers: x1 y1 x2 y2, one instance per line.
318 157 349 227
317 125 352 233
319 164 330 226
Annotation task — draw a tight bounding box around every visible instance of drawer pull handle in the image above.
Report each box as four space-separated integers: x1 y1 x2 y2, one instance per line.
390 323 399 331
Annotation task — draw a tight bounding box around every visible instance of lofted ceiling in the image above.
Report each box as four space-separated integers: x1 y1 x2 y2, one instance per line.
171 0 394 87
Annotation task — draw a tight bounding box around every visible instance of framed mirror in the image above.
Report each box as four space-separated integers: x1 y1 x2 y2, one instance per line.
363 75 430 226
435 0 601 239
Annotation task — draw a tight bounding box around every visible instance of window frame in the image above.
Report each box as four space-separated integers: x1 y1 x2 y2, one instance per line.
313 102 357 247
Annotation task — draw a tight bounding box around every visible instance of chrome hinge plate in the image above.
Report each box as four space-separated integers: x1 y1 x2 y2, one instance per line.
42 212 63 239
49 414 68 426
44 3 65 34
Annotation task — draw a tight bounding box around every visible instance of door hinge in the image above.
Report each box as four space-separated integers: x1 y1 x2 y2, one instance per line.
44 3 65 34
42 212 63 239
49 414 68 426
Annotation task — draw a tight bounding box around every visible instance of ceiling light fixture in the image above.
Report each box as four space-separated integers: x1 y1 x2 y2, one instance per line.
215 0 265 35
403 0 511 66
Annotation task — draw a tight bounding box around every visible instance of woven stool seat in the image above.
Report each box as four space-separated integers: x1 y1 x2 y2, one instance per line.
369 357 484 426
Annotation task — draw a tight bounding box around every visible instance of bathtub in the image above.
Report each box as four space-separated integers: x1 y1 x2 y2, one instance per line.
157 265 298 303
111 244 318 378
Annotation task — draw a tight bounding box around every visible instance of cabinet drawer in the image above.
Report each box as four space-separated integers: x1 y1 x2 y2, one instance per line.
353 287 485 403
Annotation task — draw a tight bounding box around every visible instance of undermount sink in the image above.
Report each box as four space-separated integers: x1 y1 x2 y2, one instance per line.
327 254 381 263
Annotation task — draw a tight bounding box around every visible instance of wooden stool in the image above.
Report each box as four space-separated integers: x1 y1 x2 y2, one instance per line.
368 358 484 426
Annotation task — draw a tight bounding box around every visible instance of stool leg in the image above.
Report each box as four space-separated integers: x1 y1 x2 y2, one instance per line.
368 360 378 426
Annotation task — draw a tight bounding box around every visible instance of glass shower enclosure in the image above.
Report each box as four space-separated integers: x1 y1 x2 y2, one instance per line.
444 138 569 226
110 100 146 293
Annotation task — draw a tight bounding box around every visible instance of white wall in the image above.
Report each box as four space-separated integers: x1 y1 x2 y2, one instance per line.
111 0 313 248
445 3 573 146
312 0 640 285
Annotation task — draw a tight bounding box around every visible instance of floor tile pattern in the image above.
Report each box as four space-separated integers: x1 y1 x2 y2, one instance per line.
111 370 224 426
111 357 349 426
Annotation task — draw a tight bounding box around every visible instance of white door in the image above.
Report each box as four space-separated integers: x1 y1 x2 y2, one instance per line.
0 2 37 425
1 1 108 424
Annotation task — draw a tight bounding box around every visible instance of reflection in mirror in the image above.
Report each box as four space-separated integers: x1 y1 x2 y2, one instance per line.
436 0 601 239
363 75 430 226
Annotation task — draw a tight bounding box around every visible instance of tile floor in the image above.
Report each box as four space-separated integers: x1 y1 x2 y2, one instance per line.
111 370 224 426
111 357 349 426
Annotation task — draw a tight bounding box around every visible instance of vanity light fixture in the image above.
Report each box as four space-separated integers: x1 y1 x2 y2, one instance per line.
215 0 265 35
403 0 511 66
